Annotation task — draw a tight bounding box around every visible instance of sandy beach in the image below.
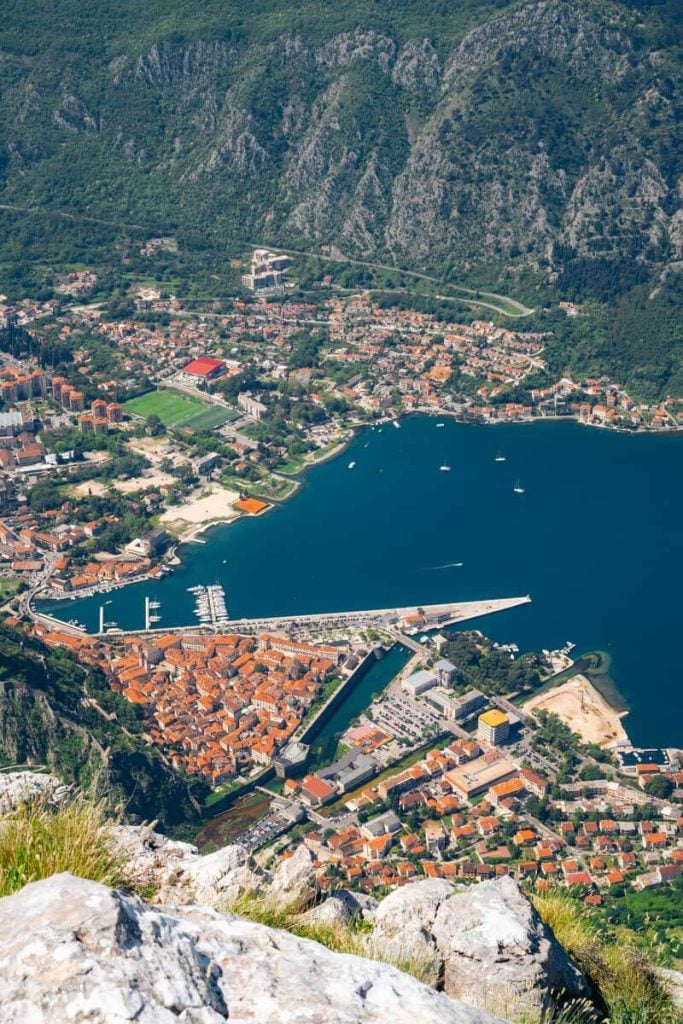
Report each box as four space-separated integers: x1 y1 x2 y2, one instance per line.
160 484 242 539
525 674 629 748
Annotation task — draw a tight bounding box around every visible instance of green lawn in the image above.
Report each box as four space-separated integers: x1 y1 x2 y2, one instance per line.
124 389 237 431
182 406 239 431
0 577 24 602
125 389 207 425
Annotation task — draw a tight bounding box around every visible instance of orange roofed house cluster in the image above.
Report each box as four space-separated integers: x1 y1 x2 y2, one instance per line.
103 632 340 785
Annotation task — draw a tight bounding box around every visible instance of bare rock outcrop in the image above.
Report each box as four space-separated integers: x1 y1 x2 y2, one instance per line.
368 877 455 972
0 770 67 814
0 873 509 1024
268 843 319 906
372 876 589 1018
108 824 260 907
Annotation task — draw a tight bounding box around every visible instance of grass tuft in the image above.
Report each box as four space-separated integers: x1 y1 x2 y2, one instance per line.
533 890 678 1024
0 791 128 897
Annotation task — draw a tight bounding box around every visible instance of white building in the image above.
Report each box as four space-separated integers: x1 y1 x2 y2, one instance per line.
402 669 437 697
241 249 291 291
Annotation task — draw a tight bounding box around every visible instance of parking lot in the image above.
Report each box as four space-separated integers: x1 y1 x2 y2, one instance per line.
372 695 442 741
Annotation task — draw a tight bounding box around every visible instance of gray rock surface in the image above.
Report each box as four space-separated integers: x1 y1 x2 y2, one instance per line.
0 770 66 814
369 878 455 971
370 876 588 1018
297 889 379 928
297 893 356 928
0 873 509 1024
268 843 318 907
659 967 683 1010
431 876 589 1018
108 824 260 907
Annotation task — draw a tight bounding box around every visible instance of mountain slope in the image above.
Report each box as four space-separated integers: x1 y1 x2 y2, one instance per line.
0 0 680 268
0 0 681 394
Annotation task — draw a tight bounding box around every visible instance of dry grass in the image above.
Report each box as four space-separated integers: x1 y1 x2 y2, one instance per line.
230 890 439 985
0 791 128 897
515 999 600 1024
533 890 679 1024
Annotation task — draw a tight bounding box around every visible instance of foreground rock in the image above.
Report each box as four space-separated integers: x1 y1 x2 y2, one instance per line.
268 843 319 906
0 873 508 1024
373 876 588 1018
109 826 321 910
659 968 683 1011
368 877 455 981
108 824 261 906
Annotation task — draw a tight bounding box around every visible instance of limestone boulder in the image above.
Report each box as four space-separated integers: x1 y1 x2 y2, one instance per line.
108 824 260 906
0 873 509 1024
298 889 379 928
0 770 67 813
268 843 318 907
297 893 356 928
431 876 589 1018
659 967 683 1011
369 878 455 978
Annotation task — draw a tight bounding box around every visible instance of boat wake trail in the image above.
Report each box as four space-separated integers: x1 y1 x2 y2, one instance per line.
421 562 464 570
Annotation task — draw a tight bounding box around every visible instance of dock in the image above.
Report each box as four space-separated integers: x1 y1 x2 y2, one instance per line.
31 594 530 639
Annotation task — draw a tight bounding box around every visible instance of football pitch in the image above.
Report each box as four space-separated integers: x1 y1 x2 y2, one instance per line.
124 390 238 431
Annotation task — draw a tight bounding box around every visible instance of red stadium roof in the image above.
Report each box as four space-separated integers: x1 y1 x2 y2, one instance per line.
183 357 226 378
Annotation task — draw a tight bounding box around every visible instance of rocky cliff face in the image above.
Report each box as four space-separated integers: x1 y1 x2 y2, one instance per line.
0 0 680 276
0 873 506 1024
0 628 206 835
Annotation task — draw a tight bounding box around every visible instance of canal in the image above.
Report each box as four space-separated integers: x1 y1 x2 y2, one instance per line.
308 643 412 764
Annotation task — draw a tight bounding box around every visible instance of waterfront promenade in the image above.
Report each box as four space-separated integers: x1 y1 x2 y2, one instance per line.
33 595 531 639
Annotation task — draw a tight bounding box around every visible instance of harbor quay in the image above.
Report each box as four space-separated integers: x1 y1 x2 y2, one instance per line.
89 594 532 639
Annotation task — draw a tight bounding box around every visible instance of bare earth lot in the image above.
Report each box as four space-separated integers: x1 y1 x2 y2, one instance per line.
160 485 241 540
525 674 629 748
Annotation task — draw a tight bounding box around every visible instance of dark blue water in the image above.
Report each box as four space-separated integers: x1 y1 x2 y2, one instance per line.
43 418 683 748
310 645 413 764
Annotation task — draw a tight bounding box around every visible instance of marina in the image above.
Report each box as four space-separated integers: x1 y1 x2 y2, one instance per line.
189 584 229 626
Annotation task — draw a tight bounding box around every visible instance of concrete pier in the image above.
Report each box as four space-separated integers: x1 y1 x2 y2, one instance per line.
105 594 530 638
29 595 531 640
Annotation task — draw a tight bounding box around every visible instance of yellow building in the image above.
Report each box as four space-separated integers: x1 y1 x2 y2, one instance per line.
478 709 510 746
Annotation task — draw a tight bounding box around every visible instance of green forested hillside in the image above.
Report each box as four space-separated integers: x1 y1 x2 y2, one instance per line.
0 627 207 836
0 0 681 395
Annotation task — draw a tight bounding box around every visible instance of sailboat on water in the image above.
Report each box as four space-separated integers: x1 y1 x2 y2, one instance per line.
440 462 451 472
495 450 506 462
513 480 525 494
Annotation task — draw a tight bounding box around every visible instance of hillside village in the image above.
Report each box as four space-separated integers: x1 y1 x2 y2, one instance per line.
0 262 680 603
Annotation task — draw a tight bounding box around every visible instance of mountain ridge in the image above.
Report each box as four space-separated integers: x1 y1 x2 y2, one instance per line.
0 0 681 396
1 0 680 273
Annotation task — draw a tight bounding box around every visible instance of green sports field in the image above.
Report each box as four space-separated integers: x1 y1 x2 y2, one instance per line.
124 390 238 431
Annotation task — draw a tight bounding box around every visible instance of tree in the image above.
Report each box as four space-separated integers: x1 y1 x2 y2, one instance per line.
29 480 63 513
644 775 674 800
